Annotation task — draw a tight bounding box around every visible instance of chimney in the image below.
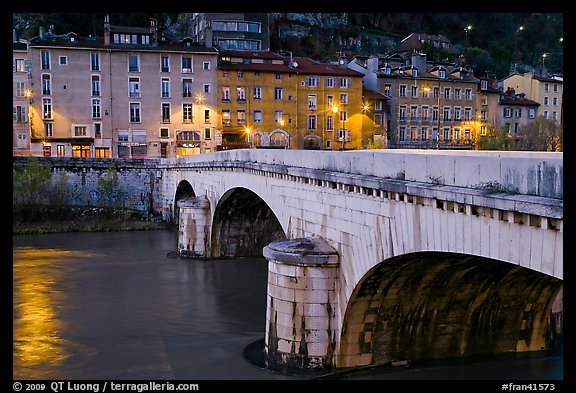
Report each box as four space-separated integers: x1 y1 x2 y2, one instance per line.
13 28 17 42
150 18 158 45
104 15 110 45
39 26 45 39
205 26 213 48
411 51 427 73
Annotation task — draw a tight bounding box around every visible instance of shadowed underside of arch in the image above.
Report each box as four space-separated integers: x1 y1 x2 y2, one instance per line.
211 187 286 257
338 252 563 368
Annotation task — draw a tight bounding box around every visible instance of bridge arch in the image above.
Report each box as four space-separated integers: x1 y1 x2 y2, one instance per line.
173 180 196 223
210 187 286 257
337 251 562 368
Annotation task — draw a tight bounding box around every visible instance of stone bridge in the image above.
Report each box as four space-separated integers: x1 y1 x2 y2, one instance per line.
158 149 563 373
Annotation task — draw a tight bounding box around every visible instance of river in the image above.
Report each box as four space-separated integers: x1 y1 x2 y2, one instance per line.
12 230 563 383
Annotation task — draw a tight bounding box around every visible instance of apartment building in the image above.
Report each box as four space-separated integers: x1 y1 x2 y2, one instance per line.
348 52 500 149
498 88 540 136
191 13 270 51
26 17 220 158
217 50 367 150
13 34 32 156
500 72 563 125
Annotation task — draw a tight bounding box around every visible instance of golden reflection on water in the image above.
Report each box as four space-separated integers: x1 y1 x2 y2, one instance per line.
13 246 97 375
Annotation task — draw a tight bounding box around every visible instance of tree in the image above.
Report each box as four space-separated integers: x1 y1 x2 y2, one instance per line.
475 125 513 151
13 158 52 221
516 117 562 152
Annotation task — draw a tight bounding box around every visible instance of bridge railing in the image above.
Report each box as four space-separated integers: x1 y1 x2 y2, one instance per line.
161 149 563 200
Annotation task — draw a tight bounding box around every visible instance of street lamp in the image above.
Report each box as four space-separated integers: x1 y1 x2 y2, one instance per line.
245 126 251 147
332 104 345 151
423 83 441 148
464 24 472 46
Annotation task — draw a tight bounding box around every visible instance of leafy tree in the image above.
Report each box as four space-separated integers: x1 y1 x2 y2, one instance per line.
475 126 513 151
13 158 52 221
516 117 562 152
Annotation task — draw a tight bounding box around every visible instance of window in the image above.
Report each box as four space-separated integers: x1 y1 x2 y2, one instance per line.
544 96 549 106
183 103 193 122
465 88 472 100
45 123 53 137
308 94 317 110
306 76 319 87
514 108 522 118
443 127 450 141
454 107 461 121
544 83 549 92
503 107 511 118
481 95 488 106
13 105 27 122
326 95 334 108
543 110 549 119
399 106 406 121
14 58 26 72
203 84 211 94
274 87 283 100
339 77 350 88
204 128 211 140
95 148 110 158
383 85 391 97
72 145 90 158
481 80 488 90
92 75 101 96
325 77 335 88
553 111 558 121
129 78 140 97
464 107 472 121
327 115 334 131
375 101 383 111
443 87 450 100
91 52 100 71
553 97 558 106
57 145 65 157
410 127 418 141
128 54 140 72
130 103 141 122
421 127 428 141
275 73 282 80
182 79 192 98
222 110 231 126
236 110 246 126
162 103 171 123
237 86 246 102
439 70 446 79
43 145 51 157
203 61 210 70
274 110 283 124
454 88 462 100
339 110 348 122
161 56 170 72
204 109 210 124
94 123 102 137
59 56 67 65
92 99 101 118
160 128 169 138
374 114 382 126
443 107 450 121
42 74 51 95
480 126 487 136
529 108 536 119
41 50 50 70
237 71 244 79
411 85 418 98
253 86 262 100
221 86 231 102
43 98 52 119
399 85 407 97
421 106 429 121
181 56 192 73
410 106 418 121
74 125 88 136
253 110 262 123
398 126 406 141
308 115 317 130
161 78 170 98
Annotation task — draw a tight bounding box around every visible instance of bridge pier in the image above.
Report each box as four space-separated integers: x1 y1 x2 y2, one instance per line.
263 237 339 374
177 196 211 258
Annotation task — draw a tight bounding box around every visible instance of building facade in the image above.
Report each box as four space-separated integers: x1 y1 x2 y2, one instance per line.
500 72 563 125
349 52 500 149
217 50 367 150
498 88 541 137
25 17 220 158
191 13 270 51
13 35 32 156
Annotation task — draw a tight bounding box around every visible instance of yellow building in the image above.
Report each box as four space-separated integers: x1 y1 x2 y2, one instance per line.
217 50 366 150
500 72 563 125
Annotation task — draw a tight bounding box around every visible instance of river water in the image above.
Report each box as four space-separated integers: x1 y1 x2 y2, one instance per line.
13 230 563 383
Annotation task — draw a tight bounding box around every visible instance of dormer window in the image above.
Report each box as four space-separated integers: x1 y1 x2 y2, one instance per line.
481 80 488 90
413 68 418 77
439 70 446 79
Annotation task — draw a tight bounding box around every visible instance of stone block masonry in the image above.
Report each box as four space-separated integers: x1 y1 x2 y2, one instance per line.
263 237 339 373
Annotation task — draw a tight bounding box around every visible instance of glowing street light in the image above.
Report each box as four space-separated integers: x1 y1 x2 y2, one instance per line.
464 24 472 45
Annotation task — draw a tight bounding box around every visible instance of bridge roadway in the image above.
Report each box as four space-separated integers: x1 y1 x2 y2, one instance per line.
158 149 563 373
